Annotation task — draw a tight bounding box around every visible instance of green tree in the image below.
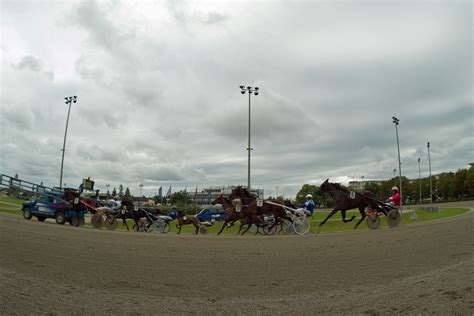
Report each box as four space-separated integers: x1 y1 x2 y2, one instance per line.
112 187 117 197
170 190 191 208
466 165 474 196
437 172 454 200
118 184 124 197
124 187 131 198
364 182 380 196
453 169 468 198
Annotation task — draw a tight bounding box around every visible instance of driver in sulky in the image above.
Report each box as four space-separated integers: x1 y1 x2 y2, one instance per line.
298 194 315 216
387 186 401 207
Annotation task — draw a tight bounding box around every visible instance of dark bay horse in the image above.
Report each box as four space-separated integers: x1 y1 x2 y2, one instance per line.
120 199 165 231
227 186 293 235
211 193 255 235
175 209 200 234
319 179 378 229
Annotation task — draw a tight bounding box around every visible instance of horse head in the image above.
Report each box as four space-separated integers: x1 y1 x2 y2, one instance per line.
211 193 224 205
320 179 331 193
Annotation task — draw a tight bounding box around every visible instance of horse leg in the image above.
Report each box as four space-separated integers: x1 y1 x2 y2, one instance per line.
341 210 356 223
176 224 181 234
193 222 199 235
319 209 339 226
123 217 129 231
354 206 366 229
217 220 228 235
237 223 244 235
241 223 251 235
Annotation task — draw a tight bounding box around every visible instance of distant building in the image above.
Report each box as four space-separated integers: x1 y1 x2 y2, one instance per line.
349 180 384 191
187 186 264 205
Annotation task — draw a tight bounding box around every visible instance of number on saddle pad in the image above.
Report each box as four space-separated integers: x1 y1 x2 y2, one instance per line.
134 206 139 211
257 199 263 207
349 191 356 199
73 197 79 205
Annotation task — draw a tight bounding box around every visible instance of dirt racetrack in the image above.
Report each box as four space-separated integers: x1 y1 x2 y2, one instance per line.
1 207 473 315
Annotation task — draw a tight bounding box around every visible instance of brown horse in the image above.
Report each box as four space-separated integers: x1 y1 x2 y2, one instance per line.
175 209 200 234
319 179 379 229
119 199 165 231
211 193 255 235
227 186 293 235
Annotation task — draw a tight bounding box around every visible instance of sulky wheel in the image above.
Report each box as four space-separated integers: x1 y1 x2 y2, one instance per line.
160 222 170 233
282 220 295 235
199 225 209 235
149 221 161 233
90 213 104 229
104 217 118 230
293 216 310 235
263 223 277 235
386 209 401 228
366 214 380 230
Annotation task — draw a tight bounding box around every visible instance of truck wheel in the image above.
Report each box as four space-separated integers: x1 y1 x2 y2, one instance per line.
23 207 33 220
37 216 46 222
55 211 66 225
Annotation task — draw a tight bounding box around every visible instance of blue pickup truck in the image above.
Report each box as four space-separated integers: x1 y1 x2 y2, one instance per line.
195 206 226 222
21 189 86 226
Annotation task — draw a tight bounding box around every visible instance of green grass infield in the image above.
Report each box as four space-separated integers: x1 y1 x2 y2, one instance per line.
0 197 470 235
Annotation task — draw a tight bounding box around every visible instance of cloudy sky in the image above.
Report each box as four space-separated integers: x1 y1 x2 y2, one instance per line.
1 0 472 198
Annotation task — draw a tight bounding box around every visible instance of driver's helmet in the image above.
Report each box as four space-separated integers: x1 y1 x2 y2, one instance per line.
305 194 313 199
391 186 399 192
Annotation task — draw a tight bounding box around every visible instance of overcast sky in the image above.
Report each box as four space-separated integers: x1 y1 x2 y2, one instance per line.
1 0 472 198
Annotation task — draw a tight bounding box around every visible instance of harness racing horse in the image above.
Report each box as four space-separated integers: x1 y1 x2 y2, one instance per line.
211 193 254 235
227 186 293 235
319 179 379 229
119 199 165 231
175 209 200 234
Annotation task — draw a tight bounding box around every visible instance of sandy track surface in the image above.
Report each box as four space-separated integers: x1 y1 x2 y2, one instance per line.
1 210 473 315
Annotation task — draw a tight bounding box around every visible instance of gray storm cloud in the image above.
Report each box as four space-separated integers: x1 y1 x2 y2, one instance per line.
1 0 471 197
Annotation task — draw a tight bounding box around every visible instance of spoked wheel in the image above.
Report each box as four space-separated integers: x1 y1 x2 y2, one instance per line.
104 217 118 230
263 222 277 235
366 214 380 230
199 225 209 235
149 221 169 233
282 220 295 235
386 209 401 228
248 224 258 234
160 221 170 233
91 213 104 229
293 216 310 235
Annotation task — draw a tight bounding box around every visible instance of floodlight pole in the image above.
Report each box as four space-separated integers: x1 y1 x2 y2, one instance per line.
418 158 422 205
240 85 259 190
427 142 433 210
59 96 77 189
392 116 402 213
